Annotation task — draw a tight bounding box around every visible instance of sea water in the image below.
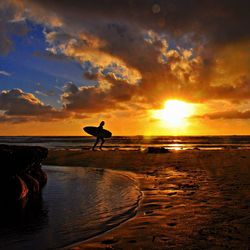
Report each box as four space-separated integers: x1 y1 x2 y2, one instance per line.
0 135 250 150
0 166 141 250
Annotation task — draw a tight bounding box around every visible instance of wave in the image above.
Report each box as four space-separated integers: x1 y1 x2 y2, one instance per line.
0 135 250 150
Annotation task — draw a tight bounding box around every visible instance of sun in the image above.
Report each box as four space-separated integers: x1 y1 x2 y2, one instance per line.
152 100 195 127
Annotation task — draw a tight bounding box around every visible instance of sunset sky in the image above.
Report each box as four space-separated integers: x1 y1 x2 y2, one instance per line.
0 0 249 135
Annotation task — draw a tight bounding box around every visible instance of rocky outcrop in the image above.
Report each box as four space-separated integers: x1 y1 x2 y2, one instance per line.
0 145 48 203
146 147 170 153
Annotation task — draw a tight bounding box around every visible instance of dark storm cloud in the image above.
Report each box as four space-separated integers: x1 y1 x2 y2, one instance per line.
62 75 138 113
62 84 116 113
27 0 250 44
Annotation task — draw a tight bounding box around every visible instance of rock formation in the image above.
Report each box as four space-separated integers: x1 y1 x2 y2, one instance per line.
146 147 170 153
0 145 48 204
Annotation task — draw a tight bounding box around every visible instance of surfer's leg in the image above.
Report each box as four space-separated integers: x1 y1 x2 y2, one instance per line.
100 138 105 150
92 138 100 150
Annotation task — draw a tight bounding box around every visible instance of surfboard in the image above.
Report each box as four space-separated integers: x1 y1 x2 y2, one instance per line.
83 126 112 138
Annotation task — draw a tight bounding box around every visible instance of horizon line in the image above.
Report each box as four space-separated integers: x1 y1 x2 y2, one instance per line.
0 134 250 137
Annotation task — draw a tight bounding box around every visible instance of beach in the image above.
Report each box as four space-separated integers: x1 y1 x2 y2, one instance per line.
1 0 249 248
44 149 250 249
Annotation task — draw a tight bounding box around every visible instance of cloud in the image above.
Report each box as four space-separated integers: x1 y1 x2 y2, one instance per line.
1 0 249 121
196 110 250 120
0 88 69 122
204 77 250 101
62 75 138 113
21 1 248 106
43 23 203 108
0 70 11 76
0 1 28 54
0 114 28 123
24 0 249 43
43 28 142 85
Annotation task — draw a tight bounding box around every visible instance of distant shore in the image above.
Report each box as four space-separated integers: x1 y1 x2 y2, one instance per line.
44 149 250 249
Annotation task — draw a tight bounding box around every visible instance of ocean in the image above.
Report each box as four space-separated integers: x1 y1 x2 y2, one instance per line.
0 135 250 150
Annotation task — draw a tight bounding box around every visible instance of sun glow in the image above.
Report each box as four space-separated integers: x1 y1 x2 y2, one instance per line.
152 100 195 127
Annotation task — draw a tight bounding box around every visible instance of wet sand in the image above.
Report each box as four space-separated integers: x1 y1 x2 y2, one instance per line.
44 150 250 249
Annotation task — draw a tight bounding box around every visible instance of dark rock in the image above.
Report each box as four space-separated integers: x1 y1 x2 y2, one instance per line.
101 238 118 244
30 168 47 188
0 145 48 177
2 175 29 201
193 147 200 150
0 145 48 203
17 176 29 200
21 174 40 194
146 147 170 153
167 223 177 227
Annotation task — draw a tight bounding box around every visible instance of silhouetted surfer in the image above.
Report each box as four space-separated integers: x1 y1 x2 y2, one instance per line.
83 121 112 150
92 121 105 150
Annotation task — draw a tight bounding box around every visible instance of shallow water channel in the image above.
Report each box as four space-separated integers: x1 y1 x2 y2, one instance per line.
0 166 141 250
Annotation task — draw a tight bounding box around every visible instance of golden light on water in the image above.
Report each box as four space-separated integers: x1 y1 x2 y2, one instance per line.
152 100 195 128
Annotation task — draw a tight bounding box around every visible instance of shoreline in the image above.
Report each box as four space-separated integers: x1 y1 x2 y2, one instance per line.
2 144 250 151
43 166 143 250
44 149 250 249
1 164 143 250
62 168 144 250
1 135 250 152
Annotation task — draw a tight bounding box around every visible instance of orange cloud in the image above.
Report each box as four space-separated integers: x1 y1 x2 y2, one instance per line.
196 110 250 120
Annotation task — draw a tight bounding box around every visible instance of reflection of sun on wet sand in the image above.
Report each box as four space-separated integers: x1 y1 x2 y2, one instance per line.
45 149 250 249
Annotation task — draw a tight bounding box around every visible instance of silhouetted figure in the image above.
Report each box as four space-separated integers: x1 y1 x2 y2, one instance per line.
92 121 105 150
